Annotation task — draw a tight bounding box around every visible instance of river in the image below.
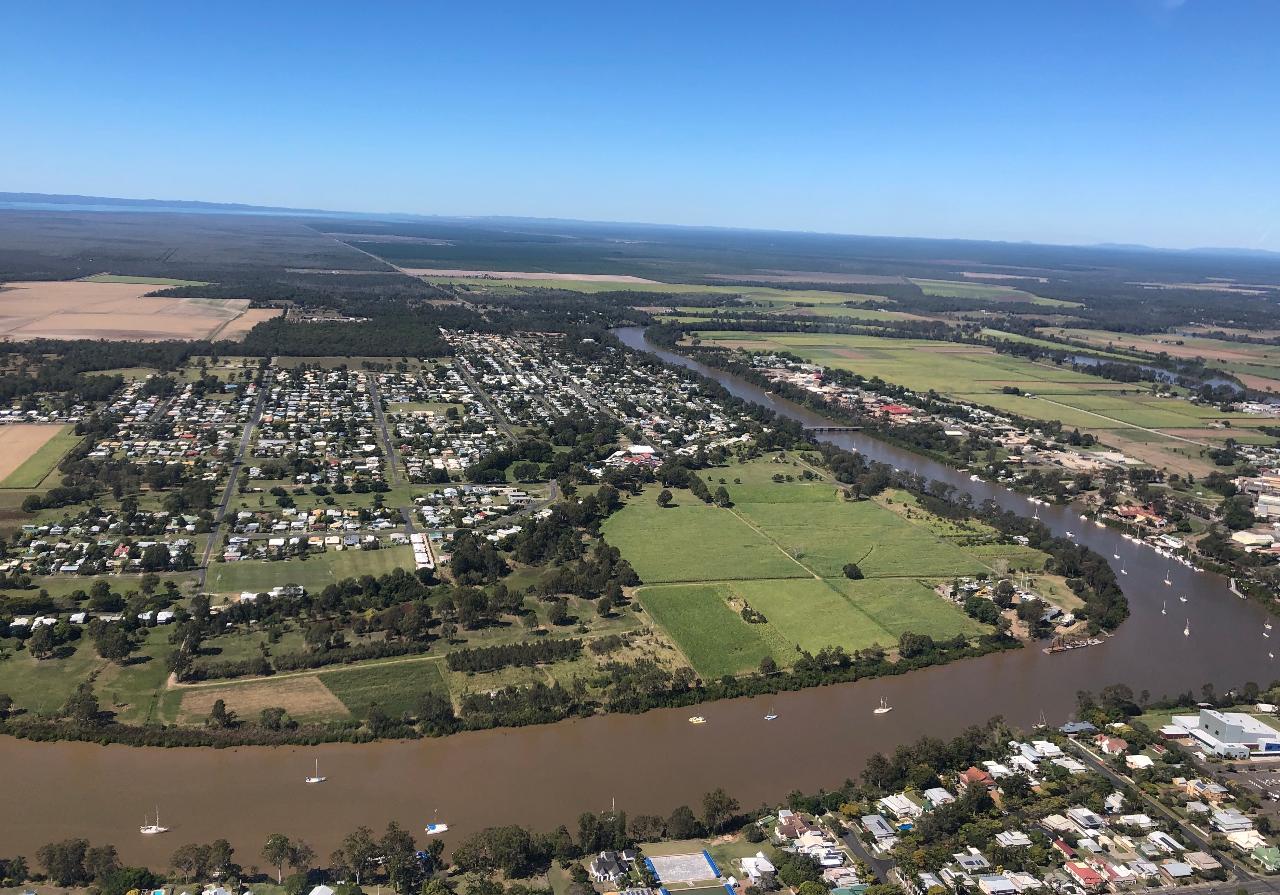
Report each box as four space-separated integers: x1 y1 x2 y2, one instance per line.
0 326 1270 866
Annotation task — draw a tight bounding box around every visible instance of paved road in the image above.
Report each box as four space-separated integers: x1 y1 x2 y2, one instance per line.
195 375 268 593
366 374 400 486
841 827 894 883
454 360 518 442
1068 739 1254 881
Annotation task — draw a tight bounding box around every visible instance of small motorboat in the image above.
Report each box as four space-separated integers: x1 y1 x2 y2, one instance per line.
140 807 169 835
688 716 707 725
1065 531 1075 538
425 810 448 835
1270 652 1275 660
1079 514 1087 521
873 697 893 715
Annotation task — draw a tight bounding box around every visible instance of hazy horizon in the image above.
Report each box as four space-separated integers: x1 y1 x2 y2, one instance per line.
4 1 1279 250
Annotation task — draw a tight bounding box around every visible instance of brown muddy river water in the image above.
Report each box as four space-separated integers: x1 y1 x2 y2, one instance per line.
0 327 1268 865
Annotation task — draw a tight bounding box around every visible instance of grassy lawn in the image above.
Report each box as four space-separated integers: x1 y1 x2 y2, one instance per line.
830 577 987 640
0 427 83 488
731 578 893 654
206 545 416 594
637 583 784 678
602 499 808 584
0 638 108 715
320 658 449 718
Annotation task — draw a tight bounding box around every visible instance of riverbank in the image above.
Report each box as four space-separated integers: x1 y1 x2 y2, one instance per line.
0 328 1270 867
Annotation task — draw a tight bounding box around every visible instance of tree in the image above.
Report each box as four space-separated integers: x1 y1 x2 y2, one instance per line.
759 656 777 675
656 489 673 508
171 843 212 880
208 698 235 728
714 486 732 507
208 838 236 877
666 805 702 839
842 562 864 580
27 624 56 660
340 826 379 885
36 839 89 886
701 787 740 834
63 682 100 725
289 841 315 875
93 624 137 664
381 821 422 894
262 834 294 884
85 844 120 881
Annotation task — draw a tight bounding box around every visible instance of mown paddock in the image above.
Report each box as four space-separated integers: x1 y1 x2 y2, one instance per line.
205 545 417 595
600 500 809 584
178 675 350 723
0 424 80 487
319 659 450 717
637 583 785 679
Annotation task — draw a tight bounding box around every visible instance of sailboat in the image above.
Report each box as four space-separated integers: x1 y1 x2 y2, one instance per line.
688 715 707 724
873 697 893 715
1267 621 1273 632
1270 652 1274 660
1183 619 1190 637
305 758 326 784
764 707 779 721
1113 553 1120 560
425 809 449 835
140 807 169 835
1179 593 1187 603
1120 566 1128 575
1163 570 1172 586
1161 600 1166 615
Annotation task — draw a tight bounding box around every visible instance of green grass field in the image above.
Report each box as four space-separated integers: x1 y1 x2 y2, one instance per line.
637 583 785 678
319 659 449 717
613 456 998 678
206 546 416 594
0 427 83 488
602 500 809 583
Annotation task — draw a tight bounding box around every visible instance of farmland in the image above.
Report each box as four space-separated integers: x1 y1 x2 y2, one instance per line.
0 424 80 488
613 454 1004 679
688 329 1277 474
0 280 256 341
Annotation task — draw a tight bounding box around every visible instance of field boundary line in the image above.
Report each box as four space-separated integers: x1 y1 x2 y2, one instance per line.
726 507 821 579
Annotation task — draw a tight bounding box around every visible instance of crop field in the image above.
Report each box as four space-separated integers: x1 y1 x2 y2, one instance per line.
319 659 449 717
177 675 350 723
613 456 999 678
691 329 1276 471
206 546 416 595
637 583 785 678
0 424 80 487
910 277 1080 307
602 501 809 583
0 280 254 341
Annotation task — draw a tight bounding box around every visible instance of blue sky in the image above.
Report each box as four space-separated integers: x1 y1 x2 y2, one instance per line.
2 1 1278 249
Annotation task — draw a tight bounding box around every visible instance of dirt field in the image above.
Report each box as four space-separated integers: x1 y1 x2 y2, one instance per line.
178 674 349 722
215 307 282 340
0 425 65 481
0 281 252 341
403 268 658 283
